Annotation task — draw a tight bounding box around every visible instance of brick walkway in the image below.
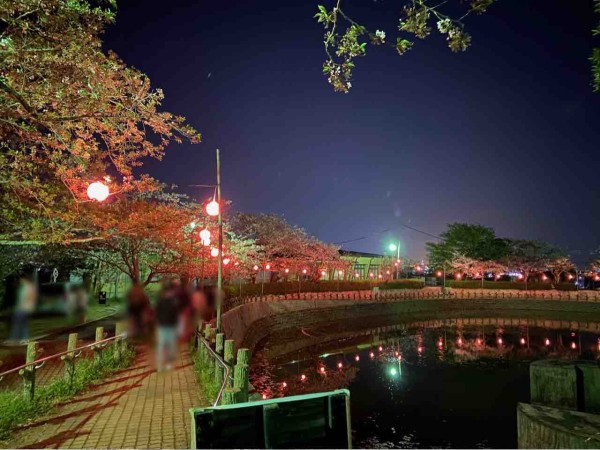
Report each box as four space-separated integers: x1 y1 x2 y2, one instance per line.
3 344 207 449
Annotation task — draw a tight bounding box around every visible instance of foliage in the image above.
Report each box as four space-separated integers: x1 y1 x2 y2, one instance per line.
192 347 220 403
315 0 493 92
315 0 600 94
0 0 200 243
230 213 344 280
224 279 423 298
446 280 551 290
426 223 508 267
0 343 134 440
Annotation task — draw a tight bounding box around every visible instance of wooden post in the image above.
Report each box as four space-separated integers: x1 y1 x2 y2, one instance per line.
215 333 224 386
222 387 240 405
93 326 104 365
114 322 126 362
61 333 78 386
19 341 37 400
224 340 235 388
233 348 250 402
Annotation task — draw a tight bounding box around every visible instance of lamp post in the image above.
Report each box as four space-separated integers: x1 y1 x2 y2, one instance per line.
215 149 223 332
388 241 400 279
195 150 223 332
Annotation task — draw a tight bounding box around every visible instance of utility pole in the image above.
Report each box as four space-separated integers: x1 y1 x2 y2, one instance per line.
216 149 223 332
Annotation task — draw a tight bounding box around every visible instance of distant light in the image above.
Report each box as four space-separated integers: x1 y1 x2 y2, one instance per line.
395 351 399 357
568 274 574 280
320 366 326 373
457 338 462 346
455 273 462 280
386 270 390 275
370 351 375 358
497 337 503 345
253 265 259 271
210 248 219 257
205 200 219 216
282 382 287 388
476 338 482 345
302 269 308 274
266 264 271 270
199 229 211 241
388 243 397 252
571 342 577 349
321 270 326 276
398 354 402 361
437 340 443 348
337 362 343 369
436 271 442 277
417 346 423 353
394 262 398 267
378 274 383 279
390 367 398 376
223 258 230 265
369 273 374 278
355 355 360 362
262 393 267 400
355 272 360 277
338 270 344 276
542 275 548 281
190 221 196 229
415 266 422 272
518 273 524 280
300 374 306 381
378 346 383 351
285 268 289 273
87 181 109 202
595 275 600 282
545 338 550 346
520 337 526 345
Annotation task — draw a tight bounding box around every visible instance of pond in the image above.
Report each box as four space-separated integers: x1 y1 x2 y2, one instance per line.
249 316 600 448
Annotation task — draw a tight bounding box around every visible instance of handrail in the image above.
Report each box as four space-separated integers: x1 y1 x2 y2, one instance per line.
195 330 231 407
0 332 127 382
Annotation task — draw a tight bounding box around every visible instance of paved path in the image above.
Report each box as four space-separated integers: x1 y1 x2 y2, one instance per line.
3 344 207 449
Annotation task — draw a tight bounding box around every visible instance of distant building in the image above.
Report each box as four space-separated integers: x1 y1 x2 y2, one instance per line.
339 250 395 280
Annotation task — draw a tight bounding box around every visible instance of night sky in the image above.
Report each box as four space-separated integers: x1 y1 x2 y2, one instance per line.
104 0 600 263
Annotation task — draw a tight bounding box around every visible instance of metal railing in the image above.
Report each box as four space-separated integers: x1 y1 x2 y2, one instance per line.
0 323 128 400
0 333 125 384
194 329 232 407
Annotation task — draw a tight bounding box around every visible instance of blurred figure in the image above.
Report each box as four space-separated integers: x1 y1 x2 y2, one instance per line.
65 285 89 324
155 280 178 371
172 279 192 341
126 283 151 338
10 275 38 342
191 287 210 324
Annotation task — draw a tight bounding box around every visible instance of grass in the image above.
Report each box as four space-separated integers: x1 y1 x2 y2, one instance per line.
0 343 135 440
192 345 220 404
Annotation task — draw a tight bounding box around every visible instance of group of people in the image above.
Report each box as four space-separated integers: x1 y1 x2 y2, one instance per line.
126 279 216 371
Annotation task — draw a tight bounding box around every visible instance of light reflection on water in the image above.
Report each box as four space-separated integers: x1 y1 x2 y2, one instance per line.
250 317 600 449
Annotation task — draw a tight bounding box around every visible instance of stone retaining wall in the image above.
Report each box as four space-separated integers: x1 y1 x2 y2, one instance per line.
517 403 600 448
221 297 600 354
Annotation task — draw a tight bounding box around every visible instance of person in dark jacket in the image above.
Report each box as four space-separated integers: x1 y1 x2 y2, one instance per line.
155 281 179 371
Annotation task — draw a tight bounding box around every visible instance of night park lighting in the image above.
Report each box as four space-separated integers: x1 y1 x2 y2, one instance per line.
87 181 109 202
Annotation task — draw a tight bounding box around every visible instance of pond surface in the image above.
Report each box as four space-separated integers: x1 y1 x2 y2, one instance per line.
250 316 600 448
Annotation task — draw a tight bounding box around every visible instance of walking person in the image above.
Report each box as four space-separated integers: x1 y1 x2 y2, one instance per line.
155 281 178 371
10 275 38 343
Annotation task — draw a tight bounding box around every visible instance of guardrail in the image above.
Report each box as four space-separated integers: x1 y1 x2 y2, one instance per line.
0 322 127 400
224 288 600 311
193 323 250 406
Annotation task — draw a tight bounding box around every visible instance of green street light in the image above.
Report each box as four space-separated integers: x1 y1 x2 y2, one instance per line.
388 243 397 252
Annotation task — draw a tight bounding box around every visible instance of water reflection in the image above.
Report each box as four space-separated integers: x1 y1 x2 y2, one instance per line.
251 317 600 448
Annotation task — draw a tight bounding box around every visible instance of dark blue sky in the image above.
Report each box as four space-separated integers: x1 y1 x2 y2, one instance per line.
104 0 600 262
